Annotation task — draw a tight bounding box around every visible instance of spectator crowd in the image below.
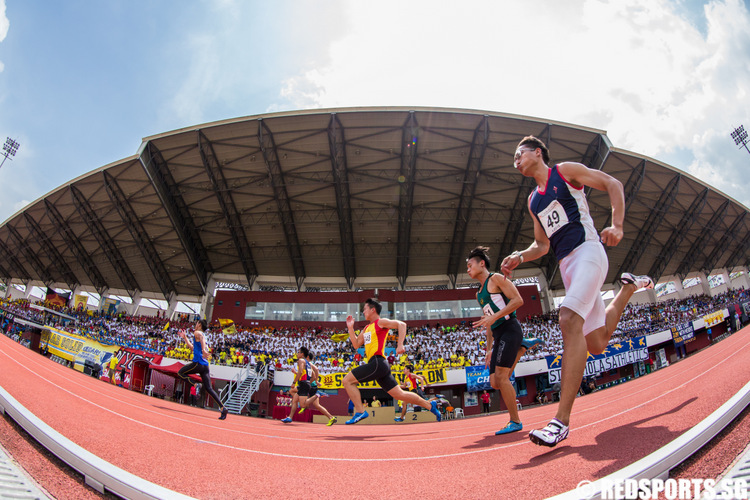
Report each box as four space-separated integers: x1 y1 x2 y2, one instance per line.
2 286 747 377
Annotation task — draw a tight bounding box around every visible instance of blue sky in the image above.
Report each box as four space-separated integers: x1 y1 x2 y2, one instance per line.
0 0 749 228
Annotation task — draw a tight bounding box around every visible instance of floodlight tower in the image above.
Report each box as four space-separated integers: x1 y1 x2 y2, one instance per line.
0 137 20 170
731 125 749 155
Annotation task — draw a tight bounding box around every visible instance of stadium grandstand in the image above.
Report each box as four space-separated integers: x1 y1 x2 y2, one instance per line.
0 107 747 307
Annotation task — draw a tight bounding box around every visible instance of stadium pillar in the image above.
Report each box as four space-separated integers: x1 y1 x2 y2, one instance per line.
4 281 11 299
166 295 178 321
697 272 712 297
636 283 657 304
199 274 217 321
129 291 143 316
536 272 556 314
669 276 686 299
729 267 750 290
24 284 34 300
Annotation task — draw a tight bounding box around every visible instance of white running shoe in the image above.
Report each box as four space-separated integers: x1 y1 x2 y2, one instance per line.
620 272 654 290
529 418 569 447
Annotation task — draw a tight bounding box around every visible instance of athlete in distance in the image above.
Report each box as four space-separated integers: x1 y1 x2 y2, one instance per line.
177 319 229 420
394 364 428 422
296 349 337 426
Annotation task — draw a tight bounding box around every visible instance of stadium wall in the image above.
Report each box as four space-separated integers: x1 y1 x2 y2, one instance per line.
211 286 544 327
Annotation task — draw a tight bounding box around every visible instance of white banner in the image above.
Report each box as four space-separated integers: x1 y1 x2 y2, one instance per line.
547 337 649 384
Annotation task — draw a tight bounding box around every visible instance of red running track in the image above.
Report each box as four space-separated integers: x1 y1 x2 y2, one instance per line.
1 329 749 500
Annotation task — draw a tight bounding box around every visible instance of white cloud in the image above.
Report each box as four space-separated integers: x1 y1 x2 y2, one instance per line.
277 0 750 206
165 32 223 126
0 0 8 41
678 0 750 205
0 0 8 72
12 199 29 213
162 1 347 126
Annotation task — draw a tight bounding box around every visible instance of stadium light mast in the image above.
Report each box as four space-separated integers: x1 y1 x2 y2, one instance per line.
731 125 750 155
0 137 20 170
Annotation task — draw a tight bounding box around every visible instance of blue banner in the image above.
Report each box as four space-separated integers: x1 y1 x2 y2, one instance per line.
545 336 648 384
670 322 694 349
465 365 492 392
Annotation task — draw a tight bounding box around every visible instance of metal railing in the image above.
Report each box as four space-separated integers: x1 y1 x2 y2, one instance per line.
219 363 269 413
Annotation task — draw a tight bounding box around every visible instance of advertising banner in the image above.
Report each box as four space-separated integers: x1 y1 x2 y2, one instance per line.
464 365 515 392
464 392 478 407
74 341 119 373
465 365 493 392
702 311 724 327
670 322 695 349
40 326 118 370
317 367 446 390
40 326 87 361
109 348 164 389
545 336 649 384
656 348 668 369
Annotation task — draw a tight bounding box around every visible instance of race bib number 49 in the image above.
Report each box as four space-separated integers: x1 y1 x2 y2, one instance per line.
538 200 569 238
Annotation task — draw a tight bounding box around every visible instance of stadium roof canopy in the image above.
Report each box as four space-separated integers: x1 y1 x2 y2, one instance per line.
1 107 748 301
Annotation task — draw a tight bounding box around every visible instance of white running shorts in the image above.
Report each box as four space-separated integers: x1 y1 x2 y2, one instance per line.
559 240 609 336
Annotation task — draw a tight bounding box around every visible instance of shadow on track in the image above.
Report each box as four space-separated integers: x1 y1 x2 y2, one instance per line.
513 397 697 476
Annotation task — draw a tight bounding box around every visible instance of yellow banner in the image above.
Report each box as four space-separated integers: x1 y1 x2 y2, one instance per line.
222 324 237 335
703 311 724 327
73 294 88 311
219 318 234 327
317 367 447 390
393 368 447 386
40 327 118 370
41 327 87 361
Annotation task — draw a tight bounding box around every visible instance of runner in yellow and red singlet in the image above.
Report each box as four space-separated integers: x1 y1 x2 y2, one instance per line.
394 364 428 422
342 298 442 424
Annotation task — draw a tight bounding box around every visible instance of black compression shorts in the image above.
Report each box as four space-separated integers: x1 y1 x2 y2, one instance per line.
297 380 311 397
307 382 318 398
490 317 523 372
350 355 397 392
408 388 427 399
